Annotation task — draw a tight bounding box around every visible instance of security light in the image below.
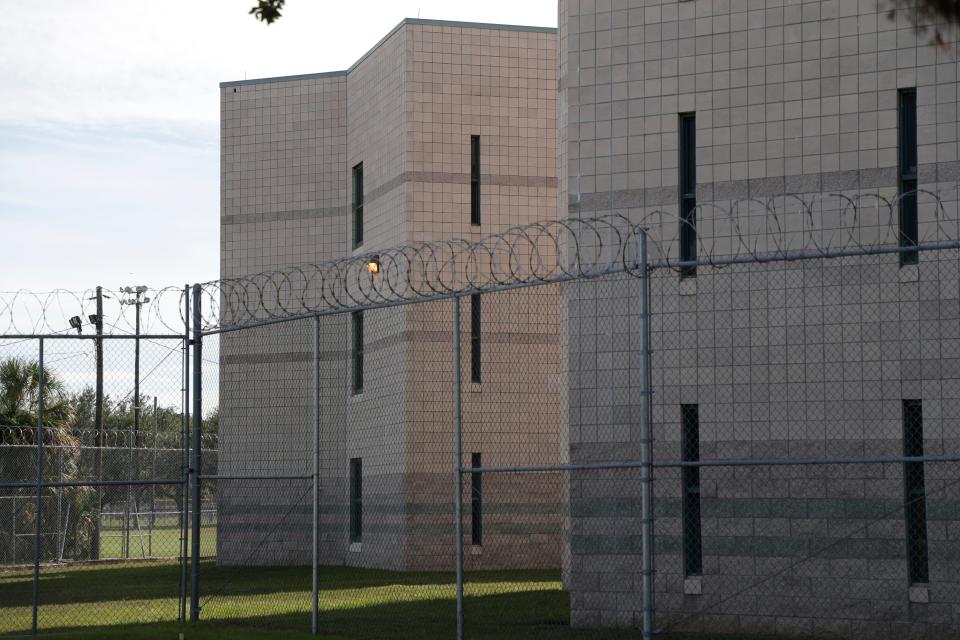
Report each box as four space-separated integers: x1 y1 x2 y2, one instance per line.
69 316 83 334
367 256 381 274
88 314 99 324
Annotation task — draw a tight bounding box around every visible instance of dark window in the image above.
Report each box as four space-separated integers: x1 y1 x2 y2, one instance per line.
681 404 702 577
470 294 481 383
471 452 483 545
679 113 697 278
899 89 918 266
349 458 362 543
470 135 481 225
903 399 928 584
351 311 364 395
353 162 364 248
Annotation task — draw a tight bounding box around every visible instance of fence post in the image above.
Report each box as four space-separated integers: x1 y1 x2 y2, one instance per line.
637 230 655 640
312 314 320 636
150 396 157 557
92 285 103 561
124 411 132 558
179 284 190 622
31 338 45 636
190 284 203 622
56 449 62 561
452 297 464 640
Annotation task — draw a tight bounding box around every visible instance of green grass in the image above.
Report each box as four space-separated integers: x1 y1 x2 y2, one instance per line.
96 527 217 560
0 561 758 640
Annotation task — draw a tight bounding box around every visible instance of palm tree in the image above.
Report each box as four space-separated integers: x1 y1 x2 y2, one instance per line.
0 356 76 486
0 357 87 562
0 357 73 437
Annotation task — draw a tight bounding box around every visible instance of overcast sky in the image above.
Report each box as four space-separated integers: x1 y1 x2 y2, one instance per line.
0 0 556 293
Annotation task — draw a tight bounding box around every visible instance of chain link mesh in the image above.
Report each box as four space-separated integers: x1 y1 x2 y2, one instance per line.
5 240 960 639
0 334 189 636
644 251 960 638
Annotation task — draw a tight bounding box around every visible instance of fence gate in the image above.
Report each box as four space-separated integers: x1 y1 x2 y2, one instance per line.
0 287 192 636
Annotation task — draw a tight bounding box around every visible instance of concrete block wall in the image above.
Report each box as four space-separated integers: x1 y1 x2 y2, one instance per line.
559 0 960 636
219 19 563 572
403 288 563 571
342 20 410 572
218 72 347 565
401 22 562 570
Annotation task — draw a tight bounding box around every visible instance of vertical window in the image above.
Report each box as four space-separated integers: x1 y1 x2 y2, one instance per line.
470 135 481 225
903 399 928 584
349 458 363 543
679 113 697 278
681 404 702 577
353 162 364 248
899 89 918 266
470 294 481 384
471 452 483 546
351 311 364 395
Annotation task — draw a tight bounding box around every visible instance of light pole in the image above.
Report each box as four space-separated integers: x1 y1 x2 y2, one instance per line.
73 291 107 560
89 287 105 560
120 286 150 558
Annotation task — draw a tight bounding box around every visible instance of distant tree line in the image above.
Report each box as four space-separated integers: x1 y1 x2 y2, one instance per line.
0 357 217 563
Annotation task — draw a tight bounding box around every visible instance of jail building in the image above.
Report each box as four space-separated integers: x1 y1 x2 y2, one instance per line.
558 0 960 638
217 19 561 571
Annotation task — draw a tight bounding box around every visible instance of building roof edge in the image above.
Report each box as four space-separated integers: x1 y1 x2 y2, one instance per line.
220 17 556 88
219 70 346 89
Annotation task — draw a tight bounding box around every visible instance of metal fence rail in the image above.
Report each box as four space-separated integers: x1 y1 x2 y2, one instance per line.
0 287 195 636
4 189 960 638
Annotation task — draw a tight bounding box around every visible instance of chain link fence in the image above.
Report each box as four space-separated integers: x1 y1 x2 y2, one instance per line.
5 190 960 638
0 315 198 636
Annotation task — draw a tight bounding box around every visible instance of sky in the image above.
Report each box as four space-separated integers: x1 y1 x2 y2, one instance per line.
0 0 557 295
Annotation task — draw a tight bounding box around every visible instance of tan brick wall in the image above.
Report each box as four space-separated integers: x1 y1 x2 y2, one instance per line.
219 19 562 571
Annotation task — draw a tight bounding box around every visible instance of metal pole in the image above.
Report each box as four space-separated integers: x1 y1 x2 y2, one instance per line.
31 338 45 636
124 438 131 558
190 284 202 622
126 290 142 559
56 450 62 561
638 230 655 640
312 315 320 636
92 286 103 561
150 396 157 557
452 297 464 640
179 285 190 622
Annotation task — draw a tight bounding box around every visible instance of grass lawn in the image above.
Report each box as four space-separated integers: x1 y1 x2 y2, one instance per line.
97 527 217 560
0 561 742 640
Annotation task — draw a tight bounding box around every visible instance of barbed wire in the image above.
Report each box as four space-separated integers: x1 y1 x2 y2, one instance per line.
3 188 958 335
0 286 187 337
200 187 960 332
0 424 218 449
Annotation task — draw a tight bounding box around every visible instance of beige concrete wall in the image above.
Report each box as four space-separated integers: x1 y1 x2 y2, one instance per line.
218 19 563 572
221 74 348 277
218 74 347 564
401 22 562 570
559 0 960 635
341 21 411 571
